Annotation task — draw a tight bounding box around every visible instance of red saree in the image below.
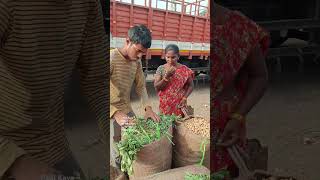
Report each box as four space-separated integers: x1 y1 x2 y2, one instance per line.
158 65 194 116
211 11 270 172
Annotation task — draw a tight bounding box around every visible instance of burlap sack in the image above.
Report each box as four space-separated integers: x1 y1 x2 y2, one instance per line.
172 118 210 169
133 164 210 180
129 127 173 179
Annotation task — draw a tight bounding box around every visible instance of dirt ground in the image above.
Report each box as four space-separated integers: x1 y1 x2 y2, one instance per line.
247 71 320 180
64 57 320 179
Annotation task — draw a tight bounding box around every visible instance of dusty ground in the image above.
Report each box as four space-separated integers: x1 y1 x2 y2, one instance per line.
247 72 320 179
64 55 320 179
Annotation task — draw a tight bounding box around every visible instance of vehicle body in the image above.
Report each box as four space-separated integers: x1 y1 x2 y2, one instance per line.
110 0 210 74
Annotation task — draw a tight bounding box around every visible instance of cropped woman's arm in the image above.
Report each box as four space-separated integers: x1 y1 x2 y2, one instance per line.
218 44 268 147
233 44 268 116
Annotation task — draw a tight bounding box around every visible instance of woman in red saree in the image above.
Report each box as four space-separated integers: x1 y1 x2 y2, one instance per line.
211 3 270 177
154 44 194 117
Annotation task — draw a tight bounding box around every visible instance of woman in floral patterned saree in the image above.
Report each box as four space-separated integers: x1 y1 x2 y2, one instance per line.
211 2 270 177
154 44 194 117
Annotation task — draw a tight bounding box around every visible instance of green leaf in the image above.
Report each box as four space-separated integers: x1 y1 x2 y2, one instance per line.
116 114 177 175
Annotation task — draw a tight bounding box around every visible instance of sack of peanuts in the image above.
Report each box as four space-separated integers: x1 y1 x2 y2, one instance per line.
172 115 210 169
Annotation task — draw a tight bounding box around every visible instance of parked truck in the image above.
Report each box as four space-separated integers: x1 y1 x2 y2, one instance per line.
109 0 320 74
110 0 210 75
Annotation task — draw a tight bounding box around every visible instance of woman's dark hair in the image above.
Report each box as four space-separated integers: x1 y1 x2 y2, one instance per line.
165 44 180 56
128 24 152 48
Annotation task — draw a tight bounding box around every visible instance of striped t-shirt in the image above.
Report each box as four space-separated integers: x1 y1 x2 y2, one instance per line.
0 0 108 177
110 48 150 117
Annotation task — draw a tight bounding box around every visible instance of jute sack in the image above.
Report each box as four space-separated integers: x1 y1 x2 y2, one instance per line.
129 127 173 179
173 117 210 169
133 164 210 180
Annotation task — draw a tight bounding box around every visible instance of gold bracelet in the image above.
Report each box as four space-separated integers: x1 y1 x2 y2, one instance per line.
230 113 246 124
182 97 187 100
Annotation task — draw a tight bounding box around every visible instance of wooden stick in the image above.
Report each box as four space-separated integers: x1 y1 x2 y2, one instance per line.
227 147 252 178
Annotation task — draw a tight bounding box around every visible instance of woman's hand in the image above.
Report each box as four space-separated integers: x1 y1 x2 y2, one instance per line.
216 118 242 147
164 66 176 79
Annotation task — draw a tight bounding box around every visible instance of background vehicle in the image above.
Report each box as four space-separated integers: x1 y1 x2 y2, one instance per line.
216 0 320 73
110 0 210 76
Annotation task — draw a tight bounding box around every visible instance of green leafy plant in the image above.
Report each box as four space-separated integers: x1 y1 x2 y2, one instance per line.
117 115 178 175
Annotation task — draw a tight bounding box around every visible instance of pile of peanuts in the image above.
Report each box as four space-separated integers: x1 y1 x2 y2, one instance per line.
184 117 210 138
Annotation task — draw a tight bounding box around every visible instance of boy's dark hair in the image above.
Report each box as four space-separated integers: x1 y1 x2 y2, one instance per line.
128 25 152 48
165 44 180 56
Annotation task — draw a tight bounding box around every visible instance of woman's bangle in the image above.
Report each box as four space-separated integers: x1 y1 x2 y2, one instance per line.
163 77 169 82
230 113 246 124
182 97 187 100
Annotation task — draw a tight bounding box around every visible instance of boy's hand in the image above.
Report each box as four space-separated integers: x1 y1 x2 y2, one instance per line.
144 106 161 122
113 111 135 127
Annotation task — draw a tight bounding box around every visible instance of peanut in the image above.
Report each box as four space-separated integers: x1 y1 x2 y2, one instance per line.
184 117 210 138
